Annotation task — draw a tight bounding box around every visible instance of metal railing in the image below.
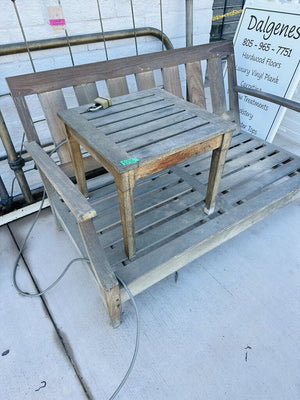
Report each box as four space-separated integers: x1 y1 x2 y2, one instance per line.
0 0 194 215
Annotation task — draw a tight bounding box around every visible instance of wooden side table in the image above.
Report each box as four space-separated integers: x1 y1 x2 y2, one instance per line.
58 88 235 259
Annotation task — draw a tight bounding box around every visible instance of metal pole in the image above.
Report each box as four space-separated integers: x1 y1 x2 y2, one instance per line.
186 0 193 47
130 0 139 55
220 0 228 40
0 27 174 56
0 111 33 204
96 0 109 60
11 0 36 72
160 0 164 51
57 0 75 66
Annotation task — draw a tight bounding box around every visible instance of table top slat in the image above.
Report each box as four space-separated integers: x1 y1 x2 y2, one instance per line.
108 110 195 142
91 106 187 137
119 117 210 152
89 99 174 127
74 89 157 114
132 123 225 162
82 92 161 121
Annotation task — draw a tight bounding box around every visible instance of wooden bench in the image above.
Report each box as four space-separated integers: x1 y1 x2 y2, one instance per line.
6 41 300 327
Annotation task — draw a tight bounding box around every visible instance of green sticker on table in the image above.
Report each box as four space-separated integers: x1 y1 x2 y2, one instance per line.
120 157 139 166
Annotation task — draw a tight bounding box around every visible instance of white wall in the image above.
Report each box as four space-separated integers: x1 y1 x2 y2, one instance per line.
0 0 213 95
0 0 213 145
0 0 214 195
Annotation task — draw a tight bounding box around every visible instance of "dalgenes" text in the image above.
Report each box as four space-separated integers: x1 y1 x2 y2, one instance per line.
247 15 300 40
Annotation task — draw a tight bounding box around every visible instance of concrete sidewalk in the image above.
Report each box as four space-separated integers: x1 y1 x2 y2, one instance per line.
1 193 299 399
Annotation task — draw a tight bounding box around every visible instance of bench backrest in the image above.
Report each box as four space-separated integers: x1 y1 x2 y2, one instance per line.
6 41 238 169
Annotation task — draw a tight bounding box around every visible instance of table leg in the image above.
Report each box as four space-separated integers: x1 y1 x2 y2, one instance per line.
204 131 232 215
117 172 136 259
65 126 89 198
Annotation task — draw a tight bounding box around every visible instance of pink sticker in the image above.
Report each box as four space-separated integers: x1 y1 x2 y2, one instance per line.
49 19 66 26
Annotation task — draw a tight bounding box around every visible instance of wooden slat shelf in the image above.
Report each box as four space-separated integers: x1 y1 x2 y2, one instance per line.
53 130 299 301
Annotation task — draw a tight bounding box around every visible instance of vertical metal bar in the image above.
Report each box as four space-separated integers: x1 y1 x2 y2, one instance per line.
220 0 228 40
185 0 193 47
63 29 75 66
11 0 36 72
96 0 109 60
57 0 75 66
0 111 33 204
130 0 138 55
160 0 164 51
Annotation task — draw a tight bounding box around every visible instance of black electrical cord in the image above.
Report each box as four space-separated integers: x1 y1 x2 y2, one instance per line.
12 139 140 399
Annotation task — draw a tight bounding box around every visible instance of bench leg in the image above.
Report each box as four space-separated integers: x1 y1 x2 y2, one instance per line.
103 286 122 328
205 131 232 215
78 219 122 327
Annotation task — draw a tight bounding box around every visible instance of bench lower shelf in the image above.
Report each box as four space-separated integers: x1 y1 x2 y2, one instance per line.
54 131 300 308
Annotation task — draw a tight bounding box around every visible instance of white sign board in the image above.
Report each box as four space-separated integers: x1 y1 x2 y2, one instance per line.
233 0 300 141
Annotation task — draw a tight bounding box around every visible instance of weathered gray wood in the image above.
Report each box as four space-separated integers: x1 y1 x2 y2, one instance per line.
186 61 206 108
227 53 240 124
78 219 121 327
39 170 63 231
218 150 291 194
117 171 136 259
94 180 192 233
85 92 161 120
205 131 233 214
108 110 195 143
52 196 87 257
207 57 227 115
12 96 40 143
60 155 102 178
120 115 209 152
91 103 178 136
88 98 169 126
146 88 235 131
74 82 99 105
135 71 156 90
39 90 71 164
162 66 183 98
101 189 203 247
115 173 300 300
235 85 300 113
24 141 96 222
224 158 300 206
133 125 223 164
58 109 131 175
61 88 234 258
77 89 154 115
64 125 89 197
7 39 300 329
106 77 129 97
6 41 234 96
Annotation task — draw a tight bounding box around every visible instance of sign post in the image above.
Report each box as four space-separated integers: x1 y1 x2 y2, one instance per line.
232 0 300 142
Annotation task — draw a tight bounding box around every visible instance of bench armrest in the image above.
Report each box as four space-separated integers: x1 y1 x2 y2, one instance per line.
24 141 96 222
234 85 300 113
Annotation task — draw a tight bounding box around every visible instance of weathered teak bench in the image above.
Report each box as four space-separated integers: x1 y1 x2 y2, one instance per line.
6 41 300 327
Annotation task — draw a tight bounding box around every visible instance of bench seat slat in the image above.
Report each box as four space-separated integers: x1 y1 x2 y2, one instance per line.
186 61 206 108
74 82 99 105
106 77 129 97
